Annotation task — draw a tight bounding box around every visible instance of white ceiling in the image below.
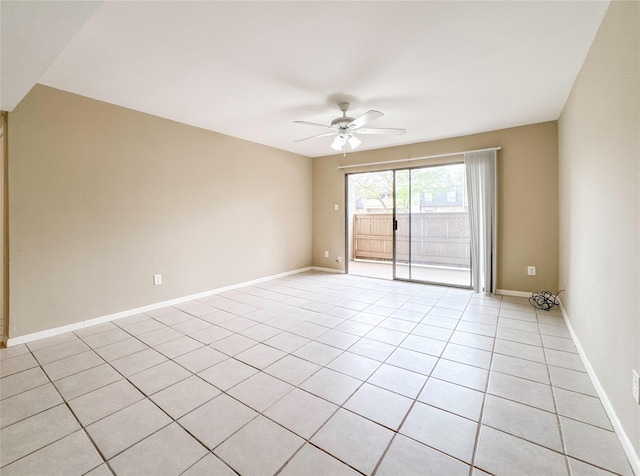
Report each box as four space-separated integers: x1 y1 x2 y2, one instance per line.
0 0 103 113
2 1 609 158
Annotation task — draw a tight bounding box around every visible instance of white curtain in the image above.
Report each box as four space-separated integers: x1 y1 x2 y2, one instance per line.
465 150 498 294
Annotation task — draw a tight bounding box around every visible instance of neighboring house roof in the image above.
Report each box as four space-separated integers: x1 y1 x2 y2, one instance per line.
420 190 465 208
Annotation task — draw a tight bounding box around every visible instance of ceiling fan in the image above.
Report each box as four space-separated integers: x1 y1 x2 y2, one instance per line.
294 102 406 152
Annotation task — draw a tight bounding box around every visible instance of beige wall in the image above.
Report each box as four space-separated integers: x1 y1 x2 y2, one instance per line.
313 121 559 293
558 0 640 459
8 85 312 338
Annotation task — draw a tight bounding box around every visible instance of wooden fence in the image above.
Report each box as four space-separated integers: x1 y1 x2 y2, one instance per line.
353 212 470 266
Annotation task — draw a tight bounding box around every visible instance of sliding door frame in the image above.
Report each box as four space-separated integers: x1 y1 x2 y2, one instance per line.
393 161 472 289
344 161 472 289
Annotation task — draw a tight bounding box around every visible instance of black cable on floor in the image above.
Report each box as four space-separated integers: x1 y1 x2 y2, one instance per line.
529 290 564 311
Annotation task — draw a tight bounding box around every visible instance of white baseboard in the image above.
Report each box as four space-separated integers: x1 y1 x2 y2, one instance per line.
559 301 640 476
6 266 313 347
311 266 345 274
496 289 532 298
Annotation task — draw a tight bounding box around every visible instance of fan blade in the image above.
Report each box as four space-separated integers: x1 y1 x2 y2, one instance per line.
294 121 329 128
355 127 406 135
295 131 338 142
348 110 384 130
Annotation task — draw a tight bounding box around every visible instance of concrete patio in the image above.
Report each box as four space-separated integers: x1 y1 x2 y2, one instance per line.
347 260 471 288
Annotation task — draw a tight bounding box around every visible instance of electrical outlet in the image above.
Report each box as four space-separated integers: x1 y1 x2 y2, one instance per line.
336 256 342 263
633 369 639 405
324 250 329 258
153 274 162 286
527 266 536 276
334 204 339 211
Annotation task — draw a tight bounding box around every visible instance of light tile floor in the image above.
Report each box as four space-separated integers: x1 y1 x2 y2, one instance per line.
0 271 635 476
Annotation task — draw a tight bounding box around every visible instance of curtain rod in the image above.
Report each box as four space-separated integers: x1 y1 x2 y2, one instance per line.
336 146 501 170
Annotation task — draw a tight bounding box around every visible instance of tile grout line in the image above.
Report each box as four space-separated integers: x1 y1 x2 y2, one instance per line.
271 283 438 475
6 344 110 475
36 320 227 472
169 286 381 475
211 284 406 476
4 281 455 473
2 274 630 476
472 300 571 475
275 286 419 475
536 307 624 475
357 289 438 476
536 306 574 476
76 319 239 474
371 288 480 475
459 293 499 476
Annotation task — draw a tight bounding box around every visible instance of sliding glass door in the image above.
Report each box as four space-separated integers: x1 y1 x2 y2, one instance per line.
393 164 472 287
346 171 394 280
393 169 410 280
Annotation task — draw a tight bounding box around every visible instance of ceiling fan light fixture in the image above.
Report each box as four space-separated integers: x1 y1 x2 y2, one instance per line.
331 135 345 151
295 102 406 153
348 134 361 150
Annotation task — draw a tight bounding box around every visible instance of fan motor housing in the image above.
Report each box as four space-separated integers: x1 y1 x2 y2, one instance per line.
330 117 354 129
